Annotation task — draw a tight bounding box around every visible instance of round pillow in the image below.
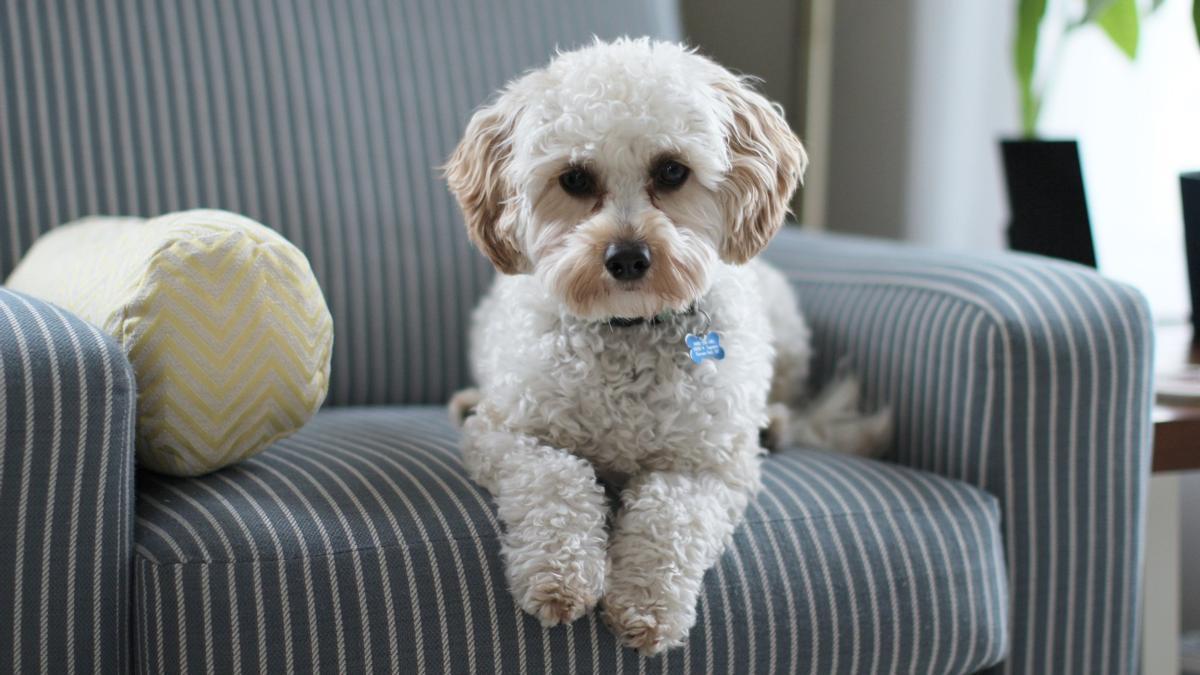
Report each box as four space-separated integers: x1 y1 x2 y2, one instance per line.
6 209 333 476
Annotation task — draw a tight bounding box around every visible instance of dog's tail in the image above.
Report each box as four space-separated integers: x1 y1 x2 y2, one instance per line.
448 388 482 428
763 376 892 458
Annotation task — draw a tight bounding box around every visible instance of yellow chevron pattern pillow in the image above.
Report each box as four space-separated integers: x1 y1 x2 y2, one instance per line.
6 209 333 476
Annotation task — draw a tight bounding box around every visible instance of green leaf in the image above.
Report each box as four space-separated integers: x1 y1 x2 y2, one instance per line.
1015 0 1047 137
1149 0 1167 11
1096 0 1140 59
1083 0 1118 22
1194 0 1200 49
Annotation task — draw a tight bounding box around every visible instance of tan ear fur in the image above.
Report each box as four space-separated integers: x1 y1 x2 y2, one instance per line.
715 78 808 264
444 102 528 274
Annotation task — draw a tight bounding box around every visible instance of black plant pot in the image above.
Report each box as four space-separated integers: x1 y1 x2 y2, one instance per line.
1182 172 1200 338
1001 139 1097 267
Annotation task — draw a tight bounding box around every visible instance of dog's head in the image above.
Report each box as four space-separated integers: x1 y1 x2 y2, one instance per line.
445 38 807 320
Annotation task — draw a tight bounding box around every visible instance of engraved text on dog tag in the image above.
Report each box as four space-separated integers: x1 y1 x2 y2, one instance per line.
685 332 725 364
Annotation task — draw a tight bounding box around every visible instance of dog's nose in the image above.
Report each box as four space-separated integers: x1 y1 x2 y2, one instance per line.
604 241 651 281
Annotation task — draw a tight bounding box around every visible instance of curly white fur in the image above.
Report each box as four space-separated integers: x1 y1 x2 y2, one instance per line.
445 38 889 654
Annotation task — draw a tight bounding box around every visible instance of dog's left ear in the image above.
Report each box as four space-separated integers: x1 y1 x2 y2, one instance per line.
713 76 808 264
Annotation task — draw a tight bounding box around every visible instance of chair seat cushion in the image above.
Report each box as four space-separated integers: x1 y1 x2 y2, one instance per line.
133 407 1008 674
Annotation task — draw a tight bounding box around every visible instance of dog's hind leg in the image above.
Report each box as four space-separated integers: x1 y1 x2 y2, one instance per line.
753 262 892 457
786 375 893 457
448 387 482 427
760 402 794 451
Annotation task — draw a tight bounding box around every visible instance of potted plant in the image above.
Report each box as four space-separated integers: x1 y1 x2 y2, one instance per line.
1184 170 1200 336
1003 0 1140 266
1003 0 1199 266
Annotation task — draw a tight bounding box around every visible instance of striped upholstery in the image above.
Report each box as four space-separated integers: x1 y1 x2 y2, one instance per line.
0 289 138 673
0 0 679 407
764 228 1155 675
134 406 1008 675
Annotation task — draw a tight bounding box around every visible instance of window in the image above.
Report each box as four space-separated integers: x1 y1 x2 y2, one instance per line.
1039 0 1200 321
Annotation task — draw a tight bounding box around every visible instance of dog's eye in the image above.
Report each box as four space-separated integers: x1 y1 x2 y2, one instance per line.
653 160 690 190
559 167 597 197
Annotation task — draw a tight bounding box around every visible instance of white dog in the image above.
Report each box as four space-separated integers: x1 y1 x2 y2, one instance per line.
444 38 889 654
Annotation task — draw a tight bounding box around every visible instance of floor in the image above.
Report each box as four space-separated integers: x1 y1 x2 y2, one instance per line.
1144 474 1182 675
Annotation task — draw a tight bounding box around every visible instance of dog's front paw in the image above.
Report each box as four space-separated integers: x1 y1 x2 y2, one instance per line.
505 543 607 627
517 571 602 627
601 594 690 656
491 446 611 628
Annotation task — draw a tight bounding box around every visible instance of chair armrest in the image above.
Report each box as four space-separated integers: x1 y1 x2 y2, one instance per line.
763 227 1155 675
0 288 137 672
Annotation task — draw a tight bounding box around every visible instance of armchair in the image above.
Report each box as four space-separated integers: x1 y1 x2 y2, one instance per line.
763 229 1154 675
0 289 136 673
0 1 1153 672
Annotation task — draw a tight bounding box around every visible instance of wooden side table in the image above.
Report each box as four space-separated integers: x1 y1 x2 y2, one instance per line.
1144 324 1198 675
1155 405 1200 472
1154 325 1200 472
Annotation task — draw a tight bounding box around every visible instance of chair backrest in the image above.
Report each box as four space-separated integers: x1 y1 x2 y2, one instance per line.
0 0 680 405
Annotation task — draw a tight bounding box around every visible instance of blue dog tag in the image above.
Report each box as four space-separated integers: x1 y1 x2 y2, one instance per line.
685 332 725 364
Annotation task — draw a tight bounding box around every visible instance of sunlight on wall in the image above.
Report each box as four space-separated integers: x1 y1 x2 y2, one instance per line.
1039 0 1200 321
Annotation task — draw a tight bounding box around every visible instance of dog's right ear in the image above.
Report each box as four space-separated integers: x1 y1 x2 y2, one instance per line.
444 99 529 274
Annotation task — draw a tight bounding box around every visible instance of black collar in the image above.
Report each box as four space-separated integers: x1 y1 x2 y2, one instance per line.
606 304 697 328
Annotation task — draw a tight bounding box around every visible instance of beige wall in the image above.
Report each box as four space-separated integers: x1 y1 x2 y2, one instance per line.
682 0 1013 248
680 0 818 219
680 0 810 139
681 0 918 238
822 0 916 240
